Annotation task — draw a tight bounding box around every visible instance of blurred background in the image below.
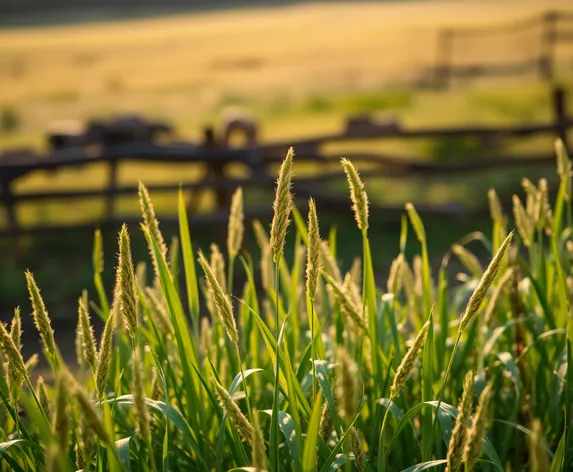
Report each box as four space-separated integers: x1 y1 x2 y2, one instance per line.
1 0 572 360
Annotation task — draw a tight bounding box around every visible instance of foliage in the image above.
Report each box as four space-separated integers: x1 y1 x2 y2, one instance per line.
0 141 572 472
0 106 20 134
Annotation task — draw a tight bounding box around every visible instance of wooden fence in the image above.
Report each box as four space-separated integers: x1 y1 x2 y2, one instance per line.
0 87 571 237
433 10 573 89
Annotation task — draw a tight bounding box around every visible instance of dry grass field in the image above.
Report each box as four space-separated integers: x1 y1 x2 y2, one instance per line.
1 0 573 228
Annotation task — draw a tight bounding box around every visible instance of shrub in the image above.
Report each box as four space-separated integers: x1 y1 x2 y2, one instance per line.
0 142 570 471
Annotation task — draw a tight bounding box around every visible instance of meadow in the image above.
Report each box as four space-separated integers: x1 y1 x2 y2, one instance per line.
1 0 573 226
0 140 572 471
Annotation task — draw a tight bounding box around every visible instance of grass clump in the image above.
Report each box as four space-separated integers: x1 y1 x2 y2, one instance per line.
1 142 573 471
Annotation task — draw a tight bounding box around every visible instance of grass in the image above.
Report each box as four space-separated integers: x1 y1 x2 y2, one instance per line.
1 141 573 471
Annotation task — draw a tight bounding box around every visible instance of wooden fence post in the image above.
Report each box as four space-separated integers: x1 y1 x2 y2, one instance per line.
104 158 118 222
552 86 569 150
434 28 453 90
539 11 558 81
204 126 231 212
0 177 18 234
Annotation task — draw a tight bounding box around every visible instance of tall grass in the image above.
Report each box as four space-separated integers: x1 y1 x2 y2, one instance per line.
1 141 573 471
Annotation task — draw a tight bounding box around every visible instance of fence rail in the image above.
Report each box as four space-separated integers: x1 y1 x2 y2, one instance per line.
433 10 573 88
0 87 571 237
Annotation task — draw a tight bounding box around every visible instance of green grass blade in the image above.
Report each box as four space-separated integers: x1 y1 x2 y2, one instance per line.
302 393 323 472
178 189 200 331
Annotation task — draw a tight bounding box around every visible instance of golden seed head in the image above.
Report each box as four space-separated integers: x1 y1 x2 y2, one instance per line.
0 321 26 375
463 382 493 471
319 401 334 441
387 254 403 294
95 311 115 399
132 347 151 442
459 232 513 334
512 195 533 248
138 181 167 268
324 273 367 334
306 198 322 299
270 147 295 262
341 158 369 232
452 244 483 279
198 252 238 345
145 287 173 336
446 371 474 472
212 377 254 443
228 187 245 260
209 243 227 292
529 419 550 472
53 372 71 452
116 225 139 340
252 410 266 471
336 348 358 425
10 307 22 352
351 427 364 472
252 219 270 250
77 296 98 373
73 379 111 445
37 375 51 419
487 188 504 224
391 318 430 396
321 241 343 284
26 271 58 369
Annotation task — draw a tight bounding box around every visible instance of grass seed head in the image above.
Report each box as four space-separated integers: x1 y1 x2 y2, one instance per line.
0 321 26 376
463 382 493 471
487 188 505 224
36 375 50 419
512 196 533 247
446 371 474 472
391 317 430 396
351 427 364 472
452 244 483 280
95 311 115 399
145 287 173 336
306 198 322 299
132 347 151 442
459 232 513 334
212 377 254 443
139 181 167 267
337 348 358 425
324 273 367 334
341 157 369 232
53 372 71 453
270 147 295 263
77 296 97 373
198 252 238 345
228 186 245 260
73 380 111 446
319 401 334 442
252 410 266 471
529 419 550 472
116 225 139 340
26 271 58 369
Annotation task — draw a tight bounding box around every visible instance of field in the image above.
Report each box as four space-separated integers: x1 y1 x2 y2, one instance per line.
0 143 572 470
2 0 573 232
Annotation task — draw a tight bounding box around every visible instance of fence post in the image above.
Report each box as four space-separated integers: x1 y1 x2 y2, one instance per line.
552 86 569 150
104 158 118 222
539 11 558 81
204 126 231 212
0 176 18 234
434 28 453 90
